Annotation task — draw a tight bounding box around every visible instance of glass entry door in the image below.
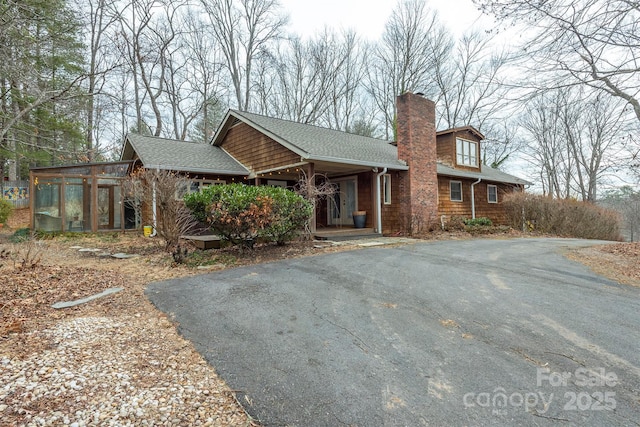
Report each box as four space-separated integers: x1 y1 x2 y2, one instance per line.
97 180 122 230
328 177 357 226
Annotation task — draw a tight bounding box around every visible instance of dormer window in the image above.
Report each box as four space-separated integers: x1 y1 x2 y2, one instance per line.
456 138 478 167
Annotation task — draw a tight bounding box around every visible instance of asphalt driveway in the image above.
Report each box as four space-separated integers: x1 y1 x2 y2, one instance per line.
146 238 640 426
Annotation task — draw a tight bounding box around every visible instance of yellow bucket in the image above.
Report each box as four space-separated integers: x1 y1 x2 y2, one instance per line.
143 225 153 237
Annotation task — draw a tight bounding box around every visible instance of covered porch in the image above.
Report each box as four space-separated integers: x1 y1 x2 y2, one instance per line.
251 160 393 235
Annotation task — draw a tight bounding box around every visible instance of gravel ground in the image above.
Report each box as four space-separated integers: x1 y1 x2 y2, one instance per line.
1 235 261 427
1 316 251 426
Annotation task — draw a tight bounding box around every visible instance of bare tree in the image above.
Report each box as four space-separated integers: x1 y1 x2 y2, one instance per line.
323 30 370 132
481 119 525 169
601 186 640 241
199 0 287 111
521 88 627 200
520 91 570 198
258 34 333 123
366 0 452 139
182 11 228 142
256 28 369 131
116 0 187 137
74 0 121 160
434 31 511 130
475 0 640 124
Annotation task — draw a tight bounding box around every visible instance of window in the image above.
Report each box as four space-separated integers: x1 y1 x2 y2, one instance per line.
175 179 225 200
456 138 478 167
487 184 498 203
267 180 287 188
450 181 463 202
383 174 392 205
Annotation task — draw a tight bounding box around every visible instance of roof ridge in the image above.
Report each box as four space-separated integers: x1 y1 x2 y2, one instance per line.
127 133 204 144
230 110 392 144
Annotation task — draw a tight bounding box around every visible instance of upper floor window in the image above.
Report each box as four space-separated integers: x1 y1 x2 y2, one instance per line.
456 138 478 167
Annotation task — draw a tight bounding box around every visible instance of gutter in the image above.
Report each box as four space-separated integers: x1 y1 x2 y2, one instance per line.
306 155 408 171
470 177 482 219
375 167 387 234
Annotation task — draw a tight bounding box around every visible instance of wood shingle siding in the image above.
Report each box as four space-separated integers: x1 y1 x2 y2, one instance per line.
437 177 523 225
381 170 404 233
222 123 300 173
356 172 374 228
436 132 455 166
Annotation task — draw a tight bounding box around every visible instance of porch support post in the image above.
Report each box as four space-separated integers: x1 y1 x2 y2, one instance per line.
306 162 316 233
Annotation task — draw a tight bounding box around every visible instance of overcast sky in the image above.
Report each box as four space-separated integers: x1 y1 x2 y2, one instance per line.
279 0 493 39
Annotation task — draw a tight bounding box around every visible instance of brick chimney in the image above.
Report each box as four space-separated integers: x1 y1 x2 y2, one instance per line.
396 92 438 234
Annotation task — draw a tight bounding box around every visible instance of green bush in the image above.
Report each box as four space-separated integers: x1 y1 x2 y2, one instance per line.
503 193 622 241
260 187 313 245
464 217 493 227
0 198 13 224
184 184 313 248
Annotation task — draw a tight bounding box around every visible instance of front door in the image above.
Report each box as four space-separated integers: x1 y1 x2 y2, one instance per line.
328 177 357 226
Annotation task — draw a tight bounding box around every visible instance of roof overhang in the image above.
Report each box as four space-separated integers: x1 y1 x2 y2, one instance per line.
140 164 248 175
436 126 485 140
436 163 532 186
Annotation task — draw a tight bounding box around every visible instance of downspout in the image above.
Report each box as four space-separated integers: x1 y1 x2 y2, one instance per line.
150 170 158 237
375 167 387 234
470 177 482 219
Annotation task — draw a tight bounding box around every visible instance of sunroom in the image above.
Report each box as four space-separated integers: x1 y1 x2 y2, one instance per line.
29 161 135 233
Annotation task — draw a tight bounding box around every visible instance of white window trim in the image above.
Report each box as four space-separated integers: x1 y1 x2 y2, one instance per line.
450 180 463 202
456 138 478 167
383 173 392 205
488 184 498 203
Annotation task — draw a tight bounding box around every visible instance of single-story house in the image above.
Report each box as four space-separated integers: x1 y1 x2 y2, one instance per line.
29 93 530 234
120 92 530 235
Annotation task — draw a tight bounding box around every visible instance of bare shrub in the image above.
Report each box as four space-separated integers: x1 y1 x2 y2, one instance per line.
123 169 199 254
503 193 622 241
294 172 337 210
294 171 337 236
3 231 47 270
444 216 466 232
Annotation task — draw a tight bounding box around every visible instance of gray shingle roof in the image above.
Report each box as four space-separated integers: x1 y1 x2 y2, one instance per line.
221 110 408 170
437 163 532 186
122 134 248 175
